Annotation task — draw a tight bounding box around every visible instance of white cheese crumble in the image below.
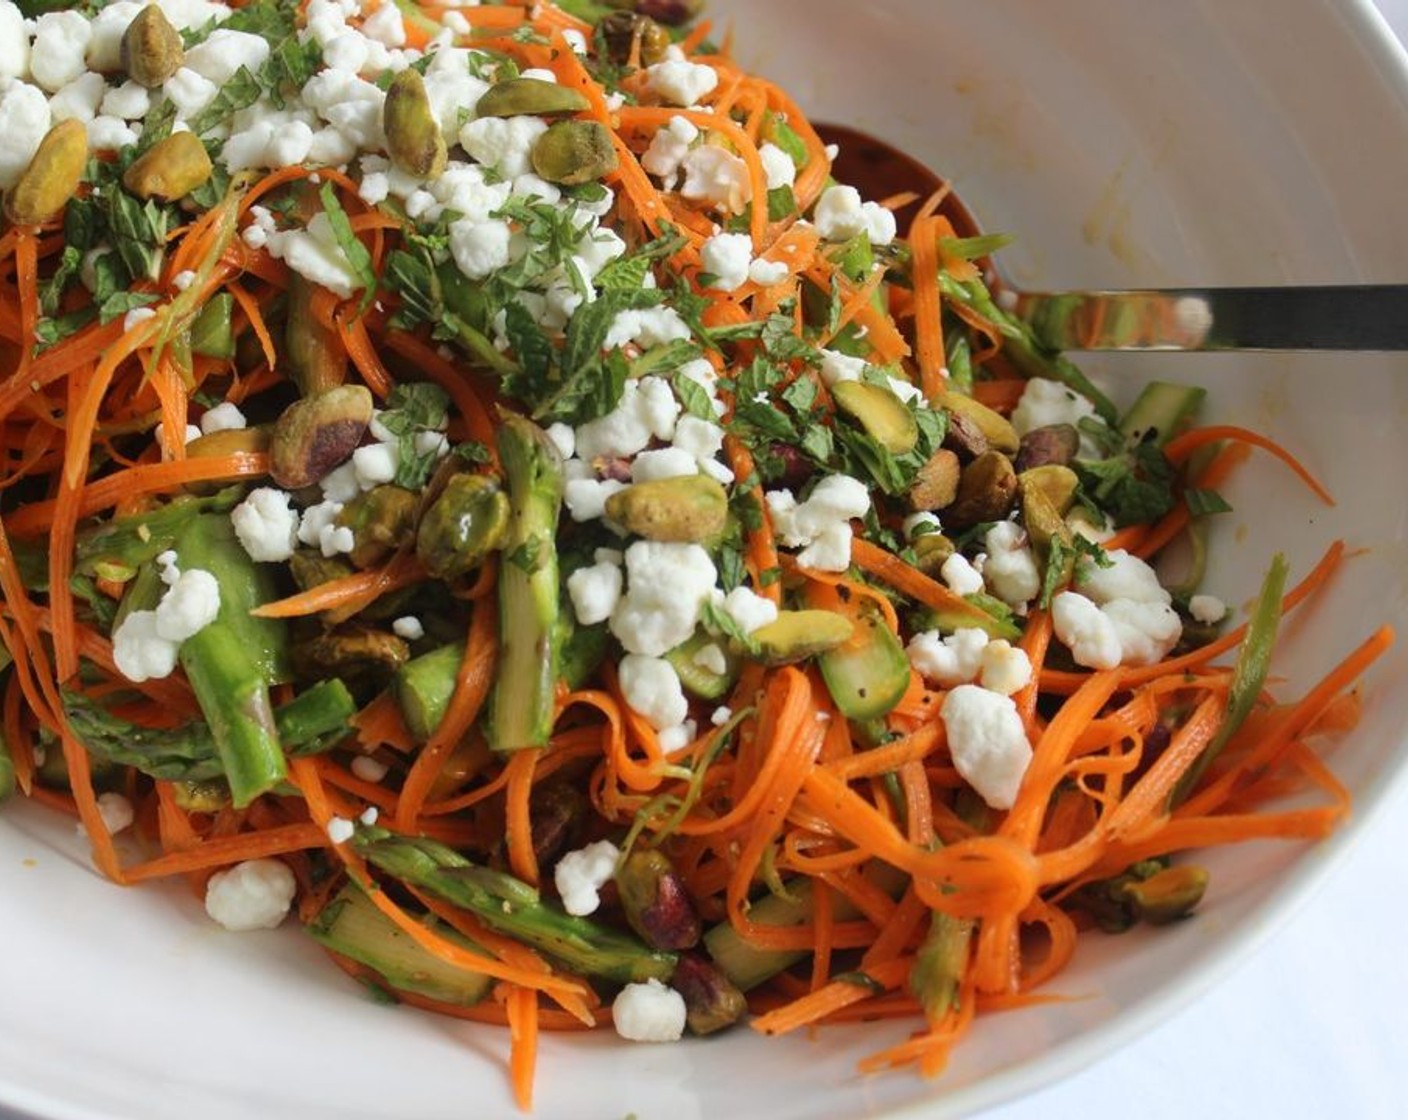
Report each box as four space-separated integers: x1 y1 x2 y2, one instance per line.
1052 550 1182 669
941 552 984 598
204 858 298 932
326 816 355 845
553 839 621 917
641 114 698 187
720 585 778 636
983 521 1041 608
940 685 1032 810
200 401 247 435
812 184 897 246
764 475 871 573
350 754 389 783
392 616 425 641
618 652 689 729
758 142 797 189
679 145 751 213
700 231 753 292
613 978 687 1043
645 59 718 107
906 627 990 688
611 541 718 656
153 568 221 643
567 560 623 626
1189 594 1228 624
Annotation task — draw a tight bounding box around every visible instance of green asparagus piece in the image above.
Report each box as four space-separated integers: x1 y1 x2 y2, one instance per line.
308 883 494 1007
394 641 465 742
353 826 677 984
908 912 974 1019
172 514 292 806
65 489 243 585
1173 554 1289 805
0 724 14 803
189 292 236 360
62 679 356 783
486 412 564 753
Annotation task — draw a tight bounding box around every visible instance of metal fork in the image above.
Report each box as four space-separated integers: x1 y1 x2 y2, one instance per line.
816 123 1408 352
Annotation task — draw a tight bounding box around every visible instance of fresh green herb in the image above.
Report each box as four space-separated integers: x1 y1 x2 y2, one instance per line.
1185 488 1232 517
1039 533 1111 610
938 233 1016 261
700 600 759 654
134 98 179 157
97 290 160 325
378 383 452 490
594 226 688 291
671 370 717 422
38 246 82 317
1074 422 1177 528
188 65 264 135
318 182 377 311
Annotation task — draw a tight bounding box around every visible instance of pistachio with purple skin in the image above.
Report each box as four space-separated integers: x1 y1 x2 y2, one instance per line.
1014 422 1080 473
269 385 374 490
617 849 701 950
670 952 748 1035
529 783 587 869
942 409 990 463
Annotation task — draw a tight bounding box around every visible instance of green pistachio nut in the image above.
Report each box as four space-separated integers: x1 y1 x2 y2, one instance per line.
832 380 918 455
384 69 448 179
906 448 960 513
1118 864 1210 925
603 474 728 543
910 531 956 576
289 550 356 593
4 119 87 226
599 11 672 66
415 473 511 581
749 610 854 666
121 5 185 88
336 485 419 569
933 389 1020 455
122 131 214 202
944 450 1018 529
531 120 619 186
474 77 591 119
269 385 375 490
1018 464 1080 555
291 625 411 687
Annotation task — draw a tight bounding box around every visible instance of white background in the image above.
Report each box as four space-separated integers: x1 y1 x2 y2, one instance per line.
3 6 1407 1120
987 6 1408 1115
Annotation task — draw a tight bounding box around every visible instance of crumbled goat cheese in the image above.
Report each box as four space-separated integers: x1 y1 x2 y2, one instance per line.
679 145 751 213
554 840 621 917
183 29 270 86
748 257 790 286
817 348 866 387
906 627 990 687
460 114 548 179
765 475 870 573
326 816 355 845
903 511 942 539
613 978 688 1043
1010 377 1099 445
641 114 698 187
204 859 298 932
563 477 627 523
265 213 367 299
940 685 1033 810
979 640 1033 696
1059 549 1183 667
567 561 624 626
812 184 896 246
630 447 698 483
645 59 718 107
350 754 389 783
758 142 796 189
153 568 221 643
1189 594 1228 624
0 82 51 190
693 643 729 676
700 231 754 292
941 552 985 598
392 616 424 641
602 306 693 352
711 705 733 727
112 610 179 683
983 521 1042 608
86 791 135 837
721 586 779 636
30 12 92 92
200 401 246 435
574 376 681 461
48 72 108 125
352 441 399 489
617 653 689 730
610 541 717 656
0 1 31 83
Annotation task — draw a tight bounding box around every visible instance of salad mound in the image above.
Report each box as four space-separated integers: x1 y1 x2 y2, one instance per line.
0 0 1387 1108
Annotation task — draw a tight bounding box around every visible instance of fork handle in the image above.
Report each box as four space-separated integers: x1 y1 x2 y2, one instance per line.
1012 284 1408 351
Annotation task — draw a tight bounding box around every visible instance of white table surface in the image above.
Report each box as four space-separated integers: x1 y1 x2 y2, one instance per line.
978 14 1408 1120
3 7 1407 1120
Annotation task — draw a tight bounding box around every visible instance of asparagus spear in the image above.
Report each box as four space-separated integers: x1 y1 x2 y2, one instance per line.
171 513 292 806
63 679 356 783
74 489 243 583
352 826 677 984
394 641 465 742
486 411 564 753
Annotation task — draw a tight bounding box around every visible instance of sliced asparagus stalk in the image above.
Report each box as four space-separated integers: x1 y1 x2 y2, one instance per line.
394 640 465 742
353 826 677 984
172 514 292 806
486 411 564 753
308 883 494 1007
63 679 356 783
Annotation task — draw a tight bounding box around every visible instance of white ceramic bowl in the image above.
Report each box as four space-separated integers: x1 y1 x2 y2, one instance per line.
5 3 1408 1118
